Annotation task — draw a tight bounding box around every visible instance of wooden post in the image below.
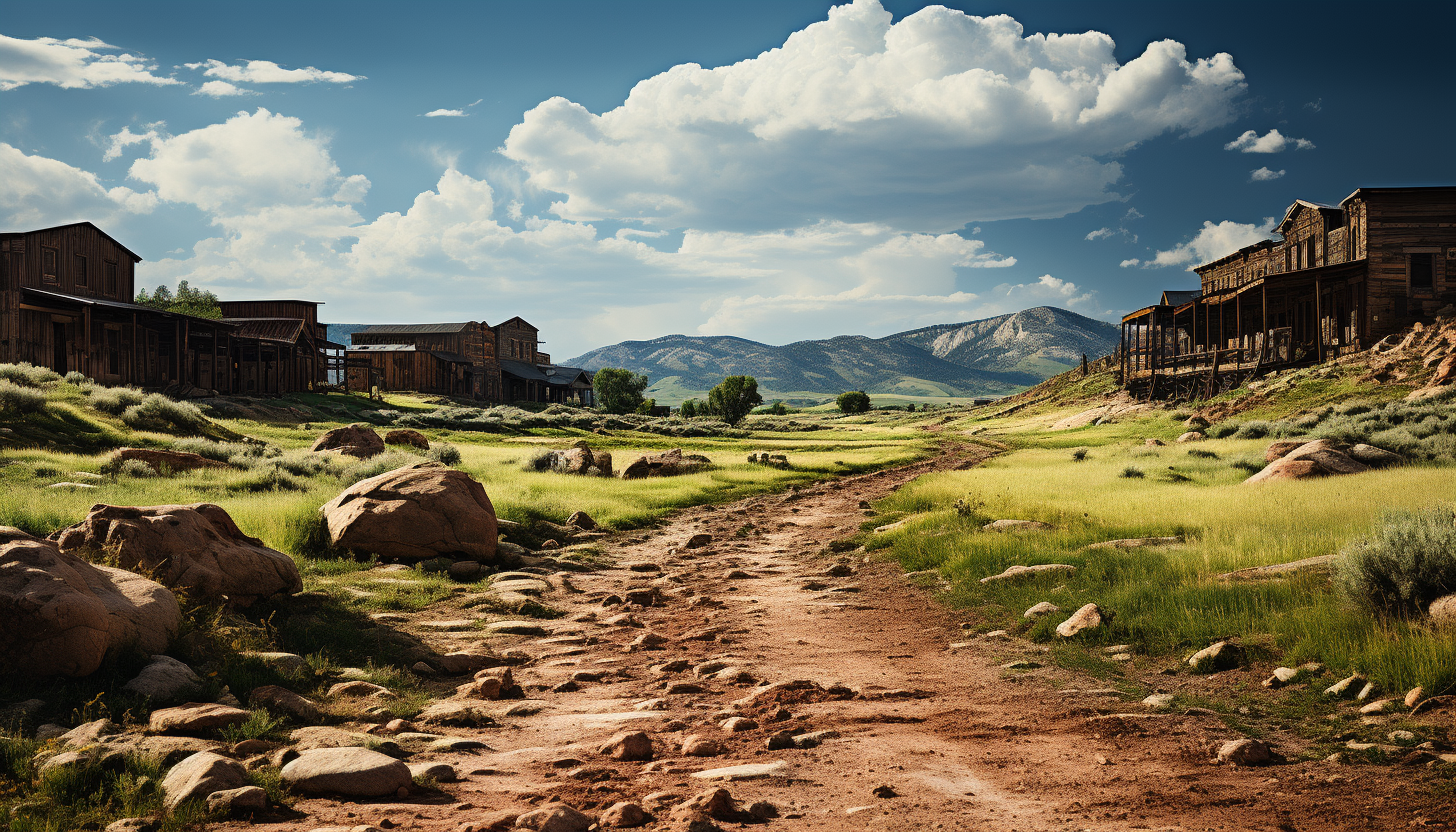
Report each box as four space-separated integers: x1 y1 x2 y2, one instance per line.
82 305 92 379
1315 276 1324 363
1260 283 1269 364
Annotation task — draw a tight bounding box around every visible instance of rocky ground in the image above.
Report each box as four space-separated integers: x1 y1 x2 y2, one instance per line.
205 446 1448 832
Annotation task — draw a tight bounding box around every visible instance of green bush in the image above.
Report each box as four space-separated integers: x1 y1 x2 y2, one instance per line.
0 379 48 414
836 390 871 415
1119 466 1144 479
1336 508 1456 616
1070 447 1089 461
274 449 339 477
120 394 207 433
338 452 416 486
523 449 554 472
0 362 61 387
228 466 307 493
63 371 90 386
428 443 462 466
87 386 146 416
115 459 157 478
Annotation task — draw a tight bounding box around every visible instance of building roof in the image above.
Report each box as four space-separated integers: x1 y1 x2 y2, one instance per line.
500 358 549 382
541 366 593 386
21 287 239 326
226 318 307 345
1277 199 1342 234
1341 185 1456 206
1 221 143 262
1160 290 1202 307
347 343 472 363
1194 238 1276 273
494 316 537 331
356 322 473 335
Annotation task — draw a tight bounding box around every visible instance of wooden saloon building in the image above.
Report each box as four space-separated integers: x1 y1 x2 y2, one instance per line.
1121 186 1456 397
0 222 331 395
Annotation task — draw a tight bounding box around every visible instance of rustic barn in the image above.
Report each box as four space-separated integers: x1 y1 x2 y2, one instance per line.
0 222 240 392
351 322 499 399
220 299 337 395
345 343 475 397
499 360 595 405
1122 186 1456 397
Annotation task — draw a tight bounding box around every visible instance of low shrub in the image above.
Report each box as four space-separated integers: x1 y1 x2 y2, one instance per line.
338 452 416 486
428 443 462 466
1119 466 1144 479
274 449 339 478
1187 448 1219 459
523 449 554 472
0 379 48 414
1229 456 1264 474
87 386 146 416
115 459 157 478
1070 448 1089 461
63 371 91 386
1232 420 1274 439
0 362 61 387
120 394 207 433
1206 422 1239 439
1336 508 1456 616
227 466 307 493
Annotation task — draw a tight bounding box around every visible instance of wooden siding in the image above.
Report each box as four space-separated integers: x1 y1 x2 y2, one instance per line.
345 349 469 396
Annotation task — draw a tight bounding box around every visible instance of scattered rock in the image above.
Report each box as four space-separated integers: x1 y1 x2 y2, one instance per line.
249 685 323 722
721 717 757 732
205 785 267 815
1348 444 1402 467
600 801 650 828
483 620 548 636
408 762 457 782
792 729 840 748
514 803 595 832
1085 537 1182 549
311 424 386 459
0 527 180 678
1246 439 1369 484
1262 667 1300 689
53 502 302 606
980 563 1076 584
765 731 795 750
109 448 228 475
1217 554 1335 582
1176 431 1206 443
620 448 711 480
384 429 430 450
240 651 310 676
448 560 484 581
685 533 713 549
1359 698 1398 715
1217 738 1273 766
280 747 413 796
1023 601 1059 618
161 751 248 810
416 700 496 727
690 761 787 781
123 655 202 701
599 731 654 761
329 680 394 698
1404 686 1425 708
681 735 725 757
149 703 250 734
320 462 499 563
1188 641 1243 673
982 519 1052 532
1055 603 1109 638
567 511 597 530
1142 693 1175 711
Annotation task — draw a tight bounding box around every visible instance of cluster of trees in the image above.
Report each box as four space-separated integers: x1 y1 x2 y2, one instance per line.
594 368 763 425
134 280 222 318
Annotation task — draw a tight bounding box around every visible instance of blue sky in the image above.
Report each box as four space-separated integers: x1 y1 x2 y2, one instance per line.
3 0 1452 359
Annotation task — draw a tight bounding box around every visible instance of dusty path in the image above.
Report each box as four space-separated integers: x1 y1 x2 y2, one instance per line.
236 445 1445 832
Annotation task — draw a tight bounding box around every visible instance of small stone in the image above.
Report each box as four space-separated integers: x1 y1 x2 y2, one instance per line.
634 698 670 711
1187 640 1243 673
1023 601 1059 619
690 760 788 781
149 703 250 735
792 729 839 748
205 785 267 815
329 680 394 698
685 534 713 549
160 751 248 810
408 762 458 782
122 656 202 701
720 716 757 732
483 620 549 636
747 801 778 819
681 735 725 756
1388 730 1417 744
765 730 795 750
513 803 594 832
625 562 661 572
1262 667 1300 689
250 685 323 722
448 561 484 581
600 801 650 828
1356 681 1378 702
1055 603 1109 638
1324 673 1364 698
1217 738 1272 766
1359 698 1398 715
599 730 654 761
1142 693 1175 711
630 632 669 650
280 747 413 796
1404 686 1424 708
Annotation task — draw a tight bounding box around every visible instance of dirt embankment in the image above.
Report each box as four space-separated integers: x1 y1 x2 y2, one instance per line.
223 444 1446 832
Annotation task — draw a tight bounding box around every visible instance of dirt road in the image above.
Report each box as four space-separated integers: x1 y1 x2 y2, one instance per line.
237 446 1447 832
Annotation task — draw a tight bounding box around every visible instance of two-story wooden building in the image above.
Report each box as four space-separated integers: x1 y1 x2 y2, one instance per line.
1121 186 1456 397
0 222 331 396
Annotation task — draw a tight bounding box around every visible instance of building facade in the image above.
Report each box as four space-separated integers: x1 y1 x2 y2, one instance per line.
1121 186 1456 397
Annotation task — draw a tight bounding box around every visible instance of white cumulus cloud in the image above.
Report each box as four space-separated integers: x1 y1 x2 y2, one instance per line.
424 108 466 117
0 142 156 228
1142 219 1273 269
1250 166 1285 181
502 0 1246 233
185 58 363 84
1085 227 1114 240
1224 128 1314 153
195 80 253 97
0 34 181 90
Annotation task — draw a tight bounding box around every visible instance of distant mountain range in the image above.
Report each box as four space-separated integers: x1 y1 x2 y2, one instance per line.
565 307 1119 403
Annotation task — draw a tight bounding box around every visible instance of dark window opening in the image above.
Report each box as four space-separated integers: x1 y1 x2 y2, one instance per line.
42 247 58 282
1410 253 1434 291
75 254 88 287
105 261 118 295
106 329 121 376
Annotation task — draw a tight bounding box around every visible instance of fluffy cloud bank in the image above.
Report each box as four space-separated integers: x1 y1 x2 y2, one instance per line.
185 59 363 85
1125 219 1273 270
0 34 180 90
503 0 1245 233
1250 166 1285 181
0 143 156 227
1225 128 1314 153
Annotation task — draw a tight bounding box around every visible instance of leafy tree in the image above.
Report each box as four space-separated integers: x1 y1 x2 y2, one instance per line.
836 390 871 414
635 398 658 415
679 399 699 418
135 279 222 318
706 375 762 426
593 367 649 414
766 400 789 415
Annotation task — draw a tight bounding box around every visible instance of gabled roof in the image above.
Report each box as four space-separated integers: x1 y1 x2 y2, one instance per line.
227 318 307 345
347 343 471 363
1277 199 1342 234
541 366 592 386
356 322 473 335
21 287 238 326
1194 238 1276 273
499 359 548 382
494 316 537 330
1160 290 1202 307
1 221 143 262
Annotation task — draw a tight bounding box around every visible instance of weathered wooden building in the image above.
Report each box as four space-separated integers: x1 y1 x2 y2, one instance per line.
348 322 500 399
1122 186 1456 397
0 222 331 395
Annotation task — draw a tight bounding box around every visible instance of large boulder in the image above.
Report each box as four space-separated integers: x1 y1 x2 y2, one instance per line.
539 443 612 477
161 751 248 810
1246 439 1367 484
110 448 228 475
320 462 498 563
1431 353 1456 386
1430 594 1456 628
123 655 202 701
280 747 412 797
0 527 180 678
311 423 385 459
53 503 302 607
620 448 710 480
384 429 430 450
